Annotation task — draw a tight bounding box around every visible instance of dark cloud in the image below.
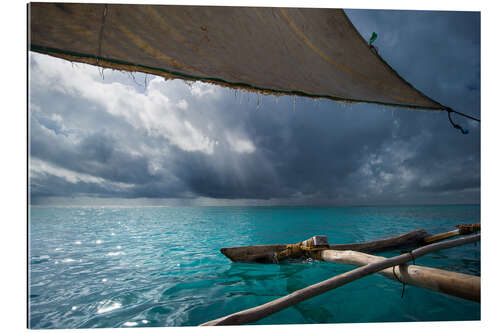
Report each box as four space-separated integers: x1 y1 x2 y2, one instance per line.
28 8 480 206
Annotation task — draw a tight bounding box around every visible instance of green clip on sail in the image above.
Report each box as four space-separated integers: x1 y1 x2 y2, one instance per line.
29 3 446 111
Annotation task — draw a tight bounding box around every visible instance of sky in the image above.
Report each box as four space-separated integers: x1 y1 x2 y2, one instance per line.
28 7 480 206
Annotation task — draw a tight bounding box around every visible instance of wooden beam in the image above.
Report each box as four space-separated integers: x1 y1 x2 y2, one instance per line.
220 244 286 263
201 234 480 326
328 229 429 253
423 229 461 243
423 223 480 244
221 229 429 263
320 249 479 302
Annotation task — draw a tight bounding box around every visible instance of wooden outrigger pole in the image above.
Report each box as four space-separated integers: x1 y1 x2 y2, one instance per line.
202 224 480 326
201 233 480 326
221 223 480 263
221 229 429 263
423 223 480 243
319 249 479 302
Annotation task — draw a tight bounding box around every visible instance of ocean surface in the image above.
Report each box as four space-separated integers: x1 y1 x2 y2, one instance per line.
28 205 480 328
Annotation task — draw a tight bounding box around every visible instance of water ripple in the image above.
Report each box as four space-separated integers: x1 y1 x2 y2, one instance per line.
29 205 480 328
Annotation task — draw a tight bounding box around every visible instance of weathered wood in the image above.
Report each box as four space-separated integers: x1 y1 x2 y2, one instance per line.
423 223 480 244
328 229 429 253
302 235 329 247
457 223 481 234
201 234 480 326
423 229 461 243
320 249 479 302
275 235 330 261
221 229 429 263
221 244 286 263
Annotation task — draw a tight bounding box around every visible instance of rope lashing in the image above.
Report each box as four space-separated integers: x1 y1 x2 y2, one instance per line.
409 250 416 265
278 243 303 259
456 223 480 246
456 223 480 234
275 243 329 261
274 236 330 261
392 265 406 298
393 250 415 298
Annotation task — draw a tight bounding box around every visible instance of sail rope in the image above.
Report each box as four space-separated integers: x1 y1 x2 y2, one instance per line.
446 107 480 135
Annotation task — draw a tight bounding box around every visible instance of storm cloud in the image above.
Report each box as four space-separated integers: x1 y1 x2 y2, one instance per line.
28 8 480 206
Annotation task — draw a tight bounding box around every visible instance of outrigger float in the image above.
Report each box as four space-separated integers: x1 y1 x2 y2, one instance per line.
201 224 480 326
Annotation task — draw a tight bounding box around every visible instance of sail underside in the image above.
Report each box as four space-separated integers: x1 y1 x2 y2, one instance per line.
29 3 445 110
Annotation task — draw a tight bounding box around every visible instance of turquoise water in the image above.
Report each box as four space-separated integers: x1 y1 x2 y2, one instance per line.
28 205 480 328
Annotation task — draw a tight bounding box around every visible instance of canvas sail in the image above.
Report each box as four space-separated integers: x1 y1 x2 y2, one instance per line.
29 3 446 110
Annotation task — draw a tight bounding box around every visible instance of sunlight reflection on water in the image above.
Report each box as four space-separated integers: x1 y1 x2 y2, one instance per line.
29 205 480 328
